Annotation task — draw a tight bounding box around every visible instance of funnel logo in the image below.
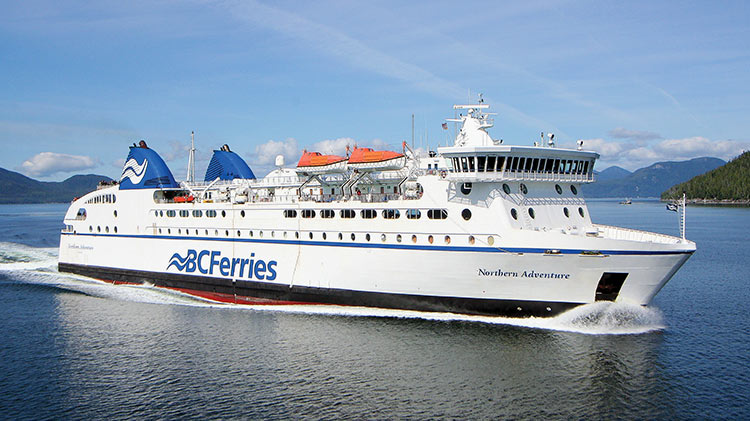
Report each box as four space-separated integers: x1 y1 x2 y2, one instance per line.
167 249 277 280
121 158 148 184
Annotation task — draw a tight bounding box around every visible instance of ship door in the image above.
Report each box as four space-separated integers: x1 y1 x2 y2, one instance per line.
595 272 628 301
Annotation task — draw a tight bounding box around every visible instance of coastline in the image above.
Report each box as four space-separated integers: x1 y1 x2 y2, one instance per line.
661 198 750 206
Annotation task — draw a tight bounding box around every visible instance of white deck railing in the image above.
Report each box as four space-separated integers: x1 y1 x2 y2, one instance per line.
593 224 682 244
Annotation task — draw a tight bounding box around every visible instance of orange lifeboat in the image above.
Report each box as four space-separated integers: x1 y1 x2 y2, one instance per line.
296 151 348 174
347 147 405 170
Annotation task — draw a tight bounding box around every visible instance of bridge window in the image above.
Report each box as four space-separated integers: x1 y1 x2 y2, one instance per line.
460 157 468 172
321 209 335 218
486 156 496 172
284 209 297 218
76 208 86 220
477 156 486 172
496 156 506 172
468 157 475 172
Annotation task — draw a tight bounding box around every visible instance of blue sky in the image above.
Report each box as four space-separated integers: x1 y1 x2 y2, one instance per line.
1 0 749 180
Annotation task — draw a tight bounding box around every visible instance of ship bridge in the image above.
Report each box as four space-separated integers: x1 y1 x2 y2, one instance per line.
438 100 599 183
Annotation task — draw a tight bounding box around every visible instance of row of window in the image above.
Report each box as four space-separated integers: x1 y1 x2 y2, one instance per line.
85 194 117 205
153 226 495 246
509 206 586 220
450 155 593 176
155 208 452 221
88 225 118 233
499 183 578 196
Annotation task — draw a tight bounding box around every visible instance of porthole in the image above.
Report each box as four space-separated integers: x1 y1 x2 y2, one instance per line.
178 229 182 234
158 228 162 234
295 232 299 239
502 183 511 194
89 226 93 232
444 235 451 244
579 207 585 217
249 230 254 237
241 210 245 217
460 182 472 195
225 230 229 237
309 232 313 239
381 234 386 242
366 233 371 242
396 234 402 243
511 208 518 220
259 231 264 238
520 183 528 194
221 210 226 217
322 232 327 240
237 230 241 237
114 227 118 233
159 210 164 217
468 235 475 245
555 184 562 195
215 229 219 236
338 233 343 240
271 231 275 238
283 232 288 238
204 229 208 235
97 226 101 232
105 226 109 233
168 229 171 234
571 185 578 195
113 210 118 217
411 235 417 243
563 207 570 217
351 233 356 241
428 235 434 244
487 236 494 246
529 208 536 219
462 209 472 220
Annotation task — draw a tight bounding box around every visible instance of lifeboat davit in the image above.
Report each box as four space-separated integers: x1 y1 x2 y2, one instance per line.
347 147 405 171
296 151 348 174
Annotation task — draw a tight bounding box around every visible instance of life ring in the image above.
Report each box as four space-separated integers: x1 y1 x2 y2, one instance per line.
440 170 447 179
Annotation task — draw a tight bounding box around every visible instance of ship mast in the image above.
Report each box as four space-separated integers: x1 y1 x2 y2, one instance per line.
187 131 196 183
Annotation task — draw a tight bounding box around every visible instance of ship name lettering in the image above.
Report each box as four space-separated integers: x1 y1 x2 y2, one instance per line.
168 249 277 281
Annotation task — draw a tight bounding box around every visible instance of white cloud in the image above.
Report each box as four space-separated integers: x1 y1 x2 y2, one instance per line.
19 152 97 177
571 137 749 170
252 138 300 166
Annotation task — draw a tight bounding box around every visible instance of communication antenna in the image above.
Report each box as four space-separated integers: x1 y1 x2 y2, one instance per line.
187 131 196 183
411 113 415 150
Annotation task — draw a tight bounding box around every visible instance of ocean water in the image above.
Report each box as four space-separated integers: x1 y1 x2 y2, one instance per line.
0 201 748 419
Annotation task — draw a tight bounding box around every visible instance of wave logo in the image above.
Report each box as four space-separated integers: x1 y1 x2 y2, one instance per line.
166 249 277 280
167 250 197 272
120 158 149 185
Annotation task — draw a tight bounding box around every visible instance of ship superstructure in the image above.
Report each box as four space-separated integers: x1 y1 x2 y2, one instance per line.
58 101 695 317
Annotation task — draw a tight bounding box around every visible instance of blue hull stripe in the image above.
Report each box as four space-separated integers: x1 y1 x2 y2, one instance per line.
61 232 694 256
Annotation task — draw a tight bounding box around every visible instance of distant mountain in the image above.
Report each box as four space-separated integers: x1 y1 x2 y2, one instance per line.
582 157 725 198
662 151 750 201
595 166 631 181
0 167 111 204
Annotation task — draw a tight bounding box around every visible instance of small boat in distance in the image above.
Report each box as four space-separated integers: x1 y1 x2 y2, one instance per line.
620 199 632 205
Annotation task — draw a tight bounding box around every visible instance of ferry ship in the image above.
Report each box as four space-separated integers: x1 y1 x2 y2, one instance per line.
58 100 696 317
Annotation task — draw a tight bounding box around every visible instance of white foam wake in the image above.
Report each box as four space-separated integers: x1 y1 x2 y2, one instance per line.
0 241 664 335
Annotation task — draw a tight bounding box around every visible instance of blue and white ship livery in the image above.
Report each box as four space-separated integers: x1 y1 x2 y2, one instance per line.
58 101 696 316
